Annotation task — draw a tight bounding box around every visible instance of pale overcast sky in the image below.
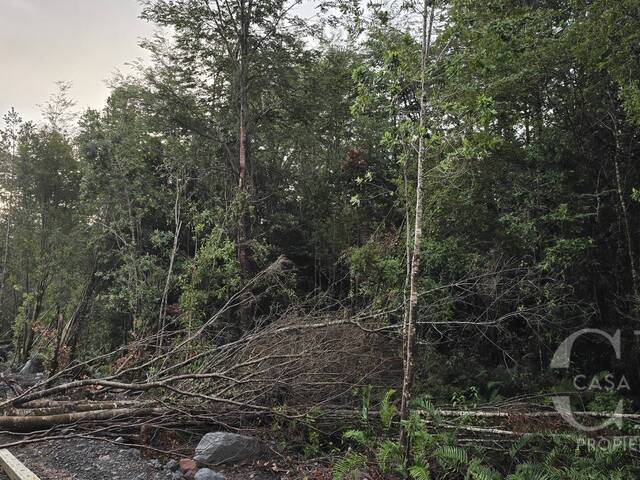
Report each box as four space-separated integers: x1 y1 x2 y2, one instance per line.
0 0 319 124
0 0 154 123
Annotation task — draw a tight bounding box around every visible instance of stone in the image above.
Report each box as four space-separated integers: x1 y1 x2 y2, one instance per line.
179 458 197 473
150 458 162 468
18 360 35 375
98 454 111 461
184 470 197 480
165 459 179 472
193 432 260 465
194 468 225 480
115 436 125 443
168 472 183 480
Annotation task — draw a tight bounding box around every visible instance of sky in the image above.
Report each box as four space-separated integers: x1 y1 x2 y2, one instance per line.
0 0 155 123
0 0 320 125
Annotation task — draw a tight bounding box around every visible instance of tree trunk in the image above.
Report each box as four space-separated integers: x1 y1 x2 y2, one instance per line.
157 178 183 351
399 0 435 457
237 0 251 277
0 193 13 334
50 262 98 375
612 133 639 296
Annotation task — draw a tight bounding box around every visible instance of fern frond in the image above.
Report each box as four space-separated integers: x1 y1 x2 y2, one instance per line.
380 389 397 431
361 385 372 423
333 451 367 480
434 445 468 471
506 462 550 480
376 439 402 473
466 459 501 480
342 429 369 448
408 465 431 480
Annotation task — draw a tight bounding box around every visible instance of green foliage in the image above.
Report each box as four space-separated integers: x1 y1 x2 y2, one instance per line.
408 465 431 480
342 430 370 448
179 227 241 327
434 445 469 473
466 459 501 480
360 385 372 424
380 389 397 431
375 440 402 473
332 452 367 480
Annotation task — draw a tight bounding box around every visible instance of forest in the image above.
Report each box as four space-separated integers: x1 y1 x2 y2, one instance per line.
1 0 640 478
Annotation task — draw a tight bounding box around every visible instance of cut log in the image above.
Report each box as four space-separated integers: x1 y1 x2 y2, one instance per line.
3 400 150 417
0 449 40 480
0 407 165 432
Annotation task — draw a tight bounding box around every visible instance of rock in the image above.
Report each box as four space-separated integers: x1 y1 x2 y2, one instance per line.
194 468 225 480
18 359 35 375
193 432 260 465
150 458 162 468
114 436 125 443
184 470 197 480
165 459 179 472
179 458 197 473
98 454 111 461
168 472 183 480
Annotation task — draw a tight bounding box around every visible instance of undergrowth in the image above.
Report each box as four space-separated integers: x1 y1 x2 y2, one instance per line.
331 388 640 480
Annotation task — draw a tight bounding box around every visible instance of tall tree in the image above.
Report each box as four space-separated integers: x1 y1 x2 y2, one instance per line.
141 0 303 276
399 0 435 455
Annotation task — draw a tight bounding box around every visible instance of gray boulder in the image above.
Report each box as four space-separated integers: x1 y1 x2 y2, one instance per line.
193 432 260 465
194 468 225 480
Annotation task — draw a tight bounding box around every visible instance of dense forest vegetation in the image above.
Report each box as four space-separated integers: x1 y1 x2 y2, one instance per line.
2 0 640 478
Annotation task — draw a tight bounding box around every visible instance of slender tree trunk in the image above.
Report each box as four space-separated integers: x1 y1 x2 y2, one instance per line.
612 133 639 296
157 178 183 350
124 189 143 335
237 0 251 277
50 261 98 375
0 193 12 334
399 0 435 457
19 272 48 364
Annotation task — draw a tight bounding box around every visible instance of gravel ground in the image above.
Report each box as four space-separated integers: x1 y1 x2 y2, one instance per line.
0 436 325 480
1 437 166 480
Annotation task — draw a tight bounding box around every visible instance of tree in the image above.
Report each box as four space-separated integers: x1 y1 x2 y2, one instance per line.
141 0 305 276
398 0 434 457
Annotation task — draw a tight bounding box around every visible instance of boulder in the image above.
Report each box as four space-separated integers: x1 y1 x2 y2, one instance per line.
193 432 260 465
194 468 225 480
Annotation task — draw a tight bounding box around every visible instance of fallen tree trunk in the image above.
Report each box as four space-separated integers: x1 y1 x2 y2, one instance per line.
435 409 640 420
0 407 165 432
19 399 145 410
3 401 151 417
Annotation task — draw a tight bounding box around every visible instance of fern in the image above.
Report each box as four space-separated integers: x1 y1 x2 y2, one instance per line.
408 465 431 480
414 396 443 425
434 445 468 472
361 385 372 424
376 439 403 473
333 451 367 480
342 429 370 448
466 459 501 480
506 463 549 480
510 433 539 458
380 389 397 431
